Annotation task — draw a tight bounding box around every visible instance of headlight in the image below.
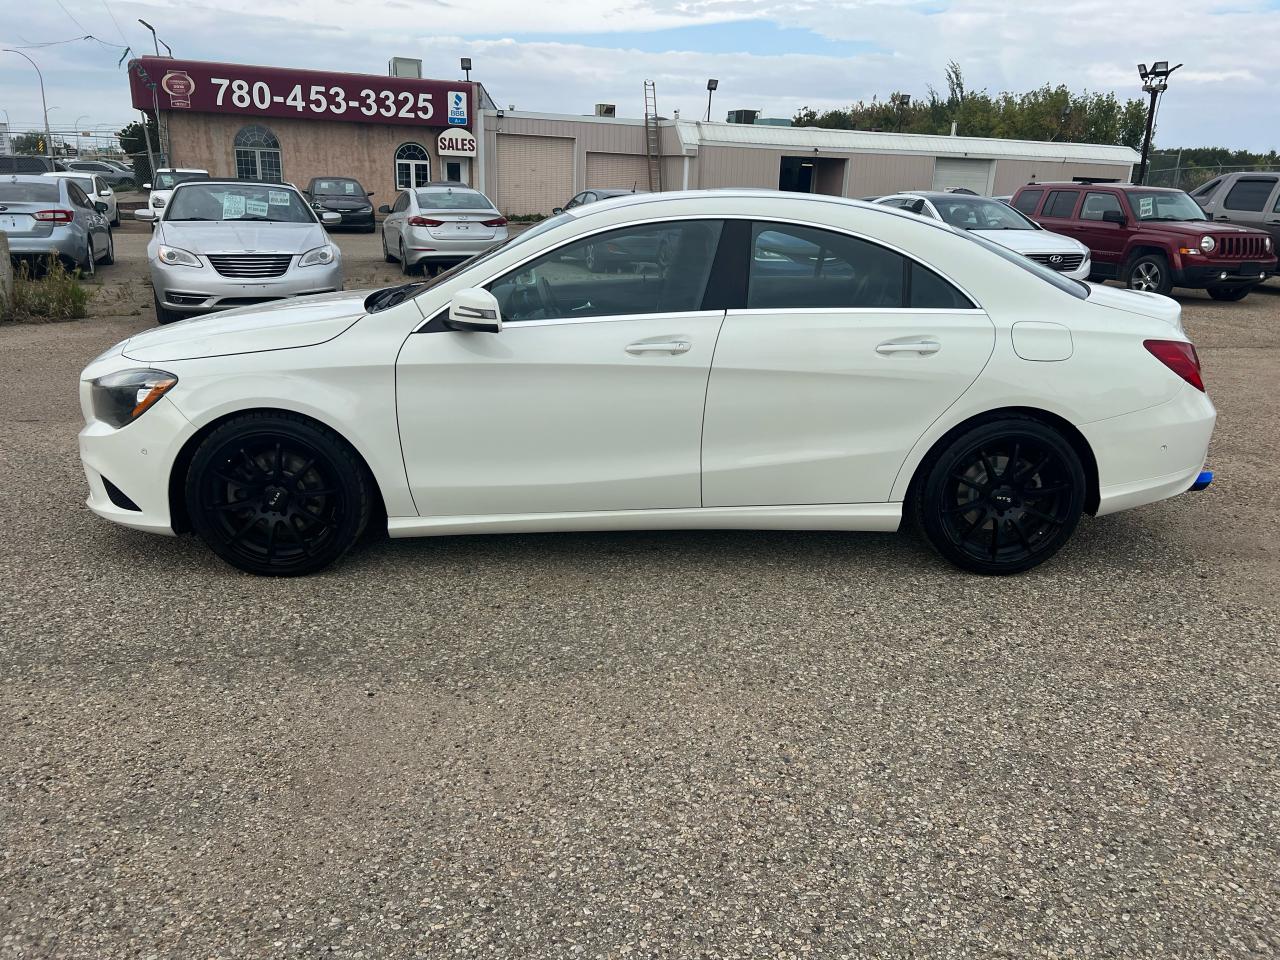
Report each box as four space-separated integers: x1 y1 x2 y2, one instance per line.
1200 235 1216 253
1266 237 1273 252
90 369 179 429
156 245 201 268
299 244 336 267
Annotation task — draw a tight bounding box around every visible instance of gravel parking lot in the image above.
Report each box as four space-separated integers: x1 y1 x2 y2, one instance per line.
2 220 1278 958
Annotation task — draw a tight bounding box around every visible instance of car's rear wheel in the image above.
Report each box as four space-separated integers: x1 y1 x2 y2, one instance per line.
1124 253 1172 295
382 230 396 263
1207 285 1251 302
185 412 372 576
399 240 416 276
100 230 115 266
913 417 1086 575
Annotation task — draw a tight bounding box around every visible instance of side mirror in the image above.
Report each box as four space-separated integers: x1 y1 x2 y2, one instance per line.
133 208 156 222
367 191 375 197
142 182 152 190
447 287 502 333
99 189 112 197
1102 209 1127 225
552 207 563 215
94 201 109 214
377 204 391 214
908 198 926 214
321 211 342 225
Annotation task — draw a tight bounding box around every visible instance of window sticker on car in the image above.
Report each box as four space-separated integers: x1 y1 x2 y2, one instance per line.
344 183 356 194
246 199 271 218
222 193 246 218
268 190 292 206
1139 196 1154 218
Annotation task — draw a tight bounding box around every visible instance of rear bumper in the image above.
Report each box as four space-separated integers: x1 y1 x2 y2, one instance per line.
405 229 506 264
4 229 83 260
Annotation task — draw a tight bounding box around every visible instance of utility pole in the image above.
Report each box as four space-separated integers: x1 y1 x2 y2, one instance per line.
2 48 53 158
1135 61 1181 185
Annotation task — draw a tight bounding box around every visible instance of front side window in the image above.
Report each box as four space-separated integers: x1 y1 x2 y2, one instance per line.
1041 190 1079 219
1080 192 1124 221
234 125 283 182
488 220 723 322
1125 190 1208 222
165 183 315 223
1191 178 1221 198
395 142 431 189
1223 177 1278 212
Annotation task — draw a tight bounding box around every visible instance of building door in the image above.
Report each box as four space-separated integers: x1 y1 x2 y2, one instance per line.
778 157 814 193
395 143 431 189
442 157 470 184
932 157 994 195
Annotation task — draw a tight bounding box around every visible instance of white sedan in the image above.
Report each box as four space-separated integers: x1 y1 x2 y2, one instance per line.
78 190 1215 577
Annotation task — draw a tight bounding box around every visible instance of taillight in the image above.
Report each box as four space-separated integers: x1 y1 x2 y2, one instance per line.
481 217 507 227
407 216 444 227
34 209 74 223
1144 339 1205 392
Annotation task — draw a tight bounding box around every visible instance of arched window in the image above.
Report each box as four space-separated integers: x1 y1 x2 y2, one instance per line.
234 125 282 182
395 142 430 189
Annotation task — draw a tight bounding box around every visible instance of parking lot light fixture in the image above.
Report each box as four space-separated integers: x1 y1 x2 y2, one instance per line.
706 78 718 122
1136 61 1182 185
461 57 471 82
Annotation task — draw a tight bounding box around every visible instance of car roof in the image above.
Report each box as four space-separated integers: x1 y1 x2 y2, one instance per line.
155 168 209 174
592 188 644 197
172 178 299 189
41 171 96 177
3 173 65 184
893 191 995 200
416 182 480 190
1021 181 1179 193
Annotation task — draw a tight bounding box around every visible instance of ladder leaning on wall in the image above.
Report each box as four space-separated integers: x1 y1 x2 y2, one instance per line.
643 80 663 193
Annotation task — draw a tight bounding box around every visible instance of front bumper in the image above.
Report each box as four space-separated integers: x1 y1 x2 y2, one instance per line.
150 258 344 315
1174 257 1277 287
322 209 375 228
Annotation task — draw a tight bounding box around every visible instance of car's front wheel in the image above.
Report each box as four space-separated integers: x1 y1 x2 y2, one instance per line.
913 417 1086 575
1124 253 1172 295
1206 285 1251 302
185 412 372 576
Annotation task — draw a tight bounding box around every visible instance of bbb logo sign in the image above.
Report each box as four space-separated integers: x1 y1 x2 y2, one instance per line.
448 90 468 125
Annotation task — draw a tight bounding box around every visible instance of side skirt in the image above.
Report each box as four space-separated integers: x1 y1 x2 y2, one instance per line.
387 503 903 538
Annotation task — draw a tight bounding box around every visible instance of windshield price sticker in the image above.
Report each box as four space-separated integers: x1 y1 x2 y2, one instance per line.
268 190 291 206
222 193 246 218
1139 196 1155 218
246 199 271 218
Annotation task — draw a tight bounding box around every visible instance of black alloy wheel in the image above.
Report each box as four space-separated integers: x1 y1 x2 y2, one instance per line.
186 412 371 576
914 417 1085 575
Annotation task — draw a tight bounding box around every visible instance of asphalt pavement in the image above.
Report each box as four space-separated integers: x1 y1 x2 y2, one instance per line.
1 224 1277 958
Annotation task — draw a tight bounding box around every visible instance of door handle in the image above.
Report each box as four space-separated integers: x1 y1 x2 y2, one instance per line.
1217 215 1233 221
626 340 691 355
876 338 941 356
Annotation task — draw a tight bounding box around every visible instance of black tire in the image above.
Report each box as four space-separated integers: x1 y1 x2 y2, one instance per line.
363 223 377 234
1207 285 1251 302
100 230 115 266
1124 252 1173 295
153 293 182 325
381 230 396 263
185 412 372 576
80 241 95 277
912 416 1086 575
399 241 416 276
111 215 120 228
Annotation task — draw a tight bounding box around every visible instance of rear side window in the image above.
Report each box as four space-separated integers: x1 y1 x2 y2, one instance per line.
1041 190 1079 219
1080 192 1123 220
748 223 904 309
1012 189 1043 215
0 182 60 202
910 263 975 309
1223 178 1278 212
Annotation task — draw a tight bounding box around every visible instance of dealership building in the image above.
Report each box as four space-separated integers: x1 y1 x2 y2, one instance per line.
130 55 1139 216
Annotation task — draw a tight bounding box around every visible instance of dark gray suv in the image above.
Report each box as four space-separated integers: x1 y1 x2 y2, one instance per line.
1191 172 1280 249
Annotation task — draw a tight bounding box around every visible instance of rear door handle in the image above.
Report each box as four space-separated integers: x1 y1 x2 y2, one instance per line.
876 338 941 356
626 339 691 355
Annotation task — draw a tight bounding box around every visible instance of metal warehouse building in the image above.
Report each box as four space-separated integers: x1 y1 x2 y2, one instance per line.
130 54 1138 216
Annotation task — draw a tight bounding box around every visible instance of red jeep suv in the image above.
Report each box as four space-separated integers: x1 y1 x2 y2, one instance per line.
1011 182 1276 300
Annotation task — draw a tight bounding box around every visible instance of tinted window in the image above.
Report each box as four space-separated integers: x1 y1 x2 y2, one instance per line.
910 264 975 309
392 192 410 213
747 223 904 309
0 182 59 202
1191 178 1221 198
489 220 723 322
1223 178 1278 212
415 189 492 210
1041 190 1079 219
1012 189 1043 215
66 183 92 209
1080 192 1124 220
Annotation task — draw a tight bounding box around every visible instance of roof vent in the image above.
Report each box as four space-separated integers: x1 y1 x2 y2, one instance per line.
388 57 422 79
594 103 616 117
726 109 760 125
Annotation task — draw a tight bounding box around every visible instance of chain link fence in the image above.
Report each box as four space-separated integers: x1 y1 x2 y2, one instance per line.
1144 158 1280 192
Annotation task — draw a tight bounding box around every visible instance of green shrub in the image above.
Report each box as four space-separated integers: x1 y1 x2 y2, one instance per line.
1 257 92 323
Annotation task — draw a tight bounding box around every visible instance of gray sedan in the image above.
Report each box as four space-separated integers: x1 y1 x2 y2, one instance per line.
136 180 343 324
0 174 114 275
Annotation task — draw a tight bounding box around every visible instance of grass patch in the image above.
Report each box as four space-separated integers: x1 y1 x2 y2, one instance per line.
1 257 93 323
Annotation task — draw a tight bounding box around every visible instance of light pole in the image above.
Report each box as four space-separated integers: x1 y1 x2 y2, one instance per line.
1136 61 1182 185
45 106 61 155
2 48 53 157
705 78 718 122
74 114 89 156
138 19 160 56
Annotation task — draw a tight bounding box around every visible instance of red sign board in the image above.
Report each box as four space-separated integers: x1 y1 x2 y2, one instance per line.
129 57 472 129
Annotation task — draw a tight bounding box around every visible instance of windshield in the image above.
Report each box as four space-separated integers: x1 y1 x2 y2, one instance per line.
960 229 1089 300
312 178 364 195
153 171 209 190
932 196 1035 231
165 183 316 223
1126 190 1207 222
0 182 59 202
415 188 493 210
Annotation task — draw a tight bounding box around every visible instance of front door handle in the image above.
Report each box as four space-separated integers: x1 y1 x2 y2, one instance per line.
876 338 941 356
1217 215 1233 221
626 339 691 355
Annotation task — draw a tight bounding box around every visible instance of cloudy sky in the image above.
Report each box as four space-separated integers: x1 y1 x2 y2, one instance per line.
3 0 1279 151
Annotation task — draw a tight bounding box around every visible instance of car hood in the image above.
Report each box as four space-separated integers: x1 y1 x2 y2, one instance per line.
122 291 367 362
972 228 1087 255
1086 282 1183 331
157 221 326 255
1138 219 1265 238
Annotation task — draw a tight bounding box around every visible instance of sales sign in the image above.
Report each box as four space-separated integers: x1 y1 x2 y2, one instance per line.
129 57 472 129
437 130 477 156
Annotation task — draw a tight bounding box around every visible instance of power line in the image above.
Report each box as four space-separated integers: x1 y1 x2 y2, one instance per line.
52 0 90 34
99 0 128 43
0 33 129 51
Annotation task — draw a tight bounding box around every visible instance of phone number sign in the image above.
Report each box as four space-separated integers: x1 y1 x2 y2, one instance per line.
129 57 471 129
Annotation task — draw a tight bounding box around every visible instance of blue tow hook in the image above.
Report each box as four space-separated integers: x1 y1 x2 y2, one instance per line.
1190 470 1214 492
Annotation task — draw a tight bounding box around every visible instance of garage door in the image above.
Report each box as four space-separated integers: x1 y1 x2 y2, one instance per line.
932 157 994 195
494 134 574 217
586 152 651 192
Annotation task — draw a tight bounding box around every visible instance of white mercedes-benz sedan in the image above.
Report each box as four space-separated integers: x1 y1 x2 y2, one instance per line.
78 190 1216 577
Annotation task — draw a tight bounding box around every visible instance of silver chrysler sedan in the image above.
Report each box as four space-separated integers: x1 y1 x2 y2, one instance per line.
135 180 343 324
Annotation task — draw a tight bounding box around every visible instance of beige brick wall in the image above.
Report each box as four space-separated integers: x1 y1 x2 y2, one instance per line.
165 112 455 211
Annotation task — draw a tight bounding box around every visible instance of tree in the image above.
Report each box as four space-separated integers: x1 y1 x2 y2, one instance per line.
10 130 45 155
116 115 159 158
